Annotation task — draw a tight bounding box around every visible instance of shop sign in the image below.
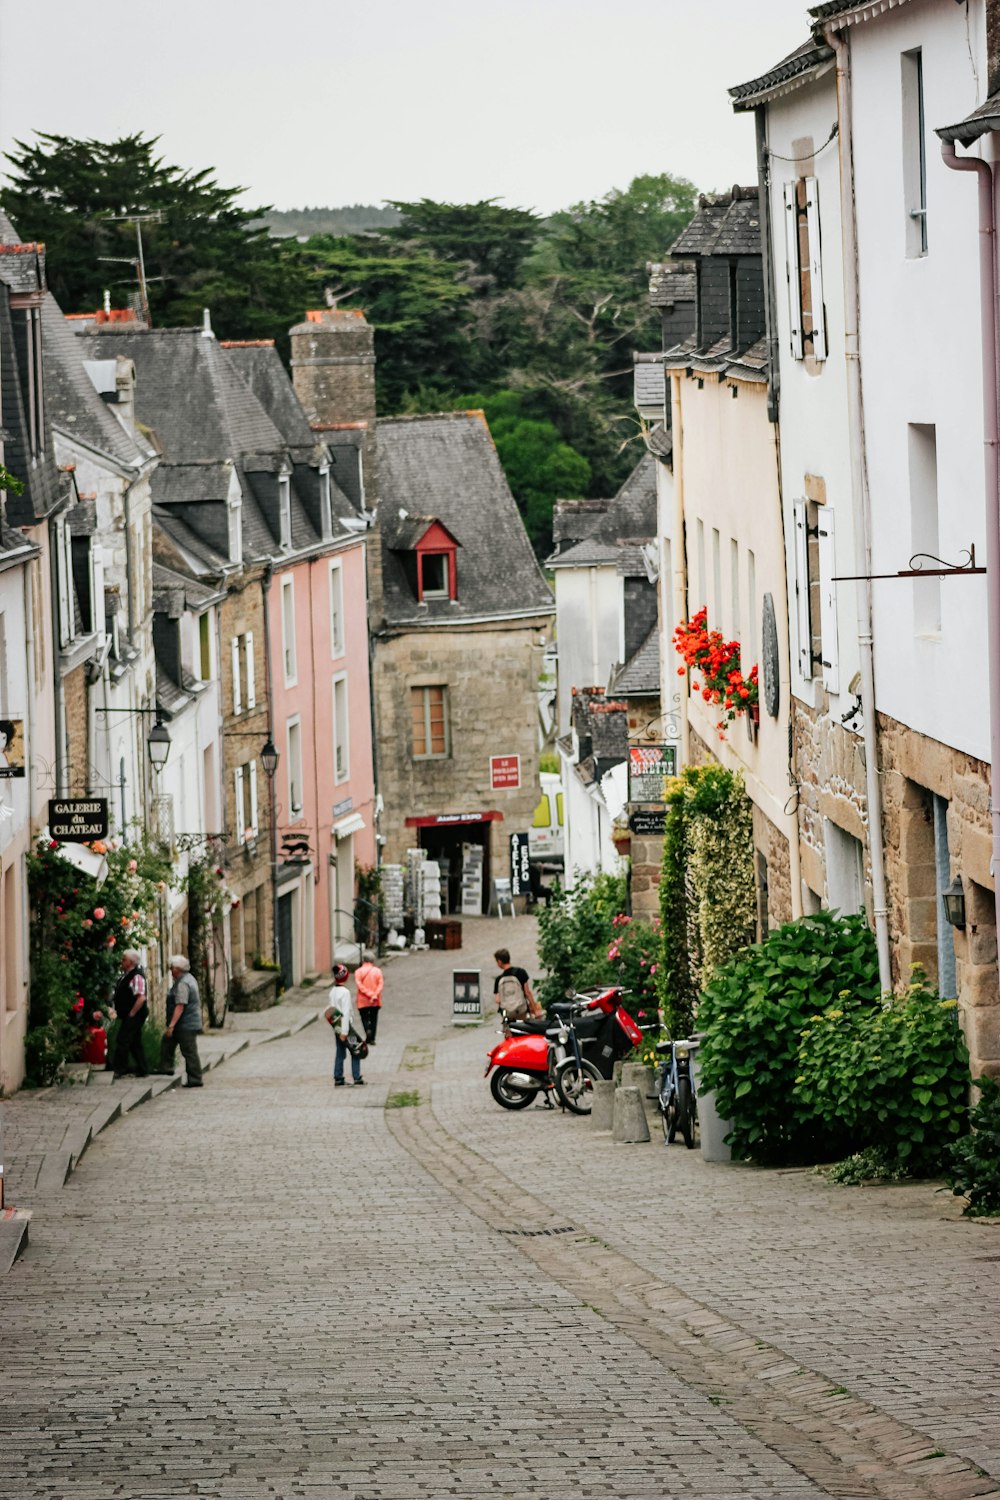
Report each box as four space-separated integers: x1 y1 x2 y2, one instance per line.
332 795 353 818
629 809 667 836
510 831 531 896
628 744 677 804
453 968 482 1024
49 798 109 841
0 716 26 779
490 754 521 791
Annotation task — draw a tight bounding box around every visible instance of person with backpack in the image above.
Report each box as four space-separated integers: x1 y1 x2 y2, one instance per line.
322 963 367 1086
493 947 542 1021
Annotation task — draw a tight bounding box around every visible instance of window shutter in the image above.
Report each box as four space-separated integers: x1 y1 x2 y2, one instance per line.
231 637 242 715
804 176 827 361
234 766 244 843
244 630 256 709
56 522 72 647
249 759 259 836
818 508 840 692
91 546 106 638
783 182 804 359
792 501 813 678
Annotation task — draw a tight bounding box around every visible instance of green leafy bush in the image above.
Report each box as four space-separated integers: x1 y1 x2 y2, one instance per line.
536 870 627 1009
796 977 969 1175
949 1076 1000 1216
697 910 881 1162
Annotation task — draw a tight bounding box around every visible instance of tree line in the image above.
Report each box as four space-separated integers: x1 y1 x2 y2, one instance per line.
1 133 697 552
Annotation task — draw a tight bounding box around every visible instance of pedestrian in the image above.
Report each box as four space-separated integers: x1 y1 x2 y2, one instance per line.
159 955 204 1088
322 962 366 1086
493 946 542 1021
354 957 384 1045
111 948 149 1077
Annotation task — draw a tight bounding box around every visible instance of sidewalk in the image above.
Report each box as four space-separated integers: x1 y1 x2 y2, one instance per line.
0 978 326 1274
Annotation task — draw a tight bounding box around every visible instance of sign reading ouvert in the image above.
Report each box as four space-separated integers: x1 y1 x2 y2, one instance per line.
49 799 109 842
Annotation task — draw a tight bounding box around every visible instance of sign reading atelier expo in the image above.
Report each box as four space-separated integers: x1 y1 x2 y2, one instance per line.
48 799 109 842
509 831 531 896
627 744 677 805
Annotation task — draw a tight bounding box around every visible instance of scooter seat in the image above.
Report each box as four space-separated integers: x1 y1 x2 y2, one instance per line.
509 1017 549 1034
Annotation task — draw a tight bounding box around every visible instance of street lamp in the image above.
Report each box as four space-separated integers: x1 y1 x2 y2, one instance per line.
942 875 967 930
146 716 171 772
260 736 279 779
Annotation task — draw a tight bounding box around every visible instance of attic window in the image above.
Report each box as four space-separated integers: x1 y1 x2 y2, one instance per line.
228 493 243 565
420 552 450 599
279 475 292 551
320 469 333 540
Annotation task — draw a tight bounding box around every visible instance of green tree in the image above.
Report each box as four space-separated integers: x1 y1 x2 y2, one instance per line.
388 198 540 294
1 132 311 348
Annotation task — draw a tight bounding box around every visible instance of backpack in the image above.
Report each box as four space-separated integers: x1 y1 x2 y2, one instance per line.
496 969 529 1021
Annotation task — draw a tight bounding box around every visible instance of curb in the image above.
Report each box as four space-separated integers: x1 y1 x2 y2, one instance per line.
2 1011 317 1274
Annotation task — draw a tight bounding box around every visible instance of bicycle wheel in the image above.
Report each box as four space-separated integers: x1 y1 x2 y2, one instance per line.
677 1076 696 1149
663 1086 678 1143
554 1057 602 1115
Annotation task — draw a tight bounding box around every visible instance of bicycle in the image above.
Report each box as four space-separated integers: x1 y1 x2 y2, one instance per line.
655 1035 699 1148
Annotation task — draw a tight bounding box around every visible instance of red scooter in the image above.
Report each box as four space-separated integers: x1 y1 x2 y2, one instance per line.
485 987 644 1113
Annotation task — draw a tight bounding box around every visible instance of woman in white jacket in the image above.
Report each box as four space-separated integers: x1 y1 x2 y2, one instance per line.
322 963 366 1086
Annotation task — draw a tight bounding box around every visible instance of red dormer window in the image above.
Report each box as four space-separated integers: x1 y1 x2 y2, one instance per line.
414 521 459 602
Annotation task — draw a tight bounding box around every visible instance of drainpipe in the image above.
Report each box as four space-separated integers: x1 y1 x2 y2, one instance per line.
940 136 1000 950
669 370 690 767
261 564 280 965
826 27 892 991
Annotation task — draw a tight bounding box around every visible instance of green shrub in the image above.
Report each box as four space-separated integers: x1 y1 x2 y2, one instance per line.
796 977 969 1175
949 1076 1000 1216
536 870 627 1008
697 910 881 1162
824 1146 913 1185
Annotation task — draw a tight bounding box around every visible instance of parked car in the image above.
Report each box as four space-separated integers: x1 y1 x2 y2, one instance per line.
528 772 564 866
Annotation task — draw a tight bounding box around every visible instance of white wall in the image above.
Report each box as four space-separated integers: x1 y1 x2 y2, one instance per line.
851 0 989 760
552 565 622 734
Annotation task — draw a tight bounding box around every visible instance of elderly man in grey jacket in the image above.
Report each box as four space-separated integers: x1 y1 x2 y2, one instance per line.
159 954 204 1088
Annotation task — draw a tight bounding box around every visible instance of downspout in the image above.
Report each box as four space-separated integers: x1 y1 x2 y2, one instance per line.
48 521 67 797
670 369 690 767
261 564 279 965
940 136 1000 949
827 26 892 991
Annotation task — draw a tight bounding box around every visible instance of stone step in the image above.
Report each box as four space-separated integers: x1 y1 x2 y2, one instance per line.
0 1209 31 1275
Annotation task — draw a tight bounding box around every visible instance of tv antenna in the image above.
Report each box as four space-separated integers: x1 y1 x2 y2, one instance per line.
99 211 165 326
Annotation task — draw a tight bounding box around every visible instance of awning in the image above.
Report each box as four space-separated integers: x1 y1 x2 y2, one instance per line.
404 811 503 828
333 812 366 839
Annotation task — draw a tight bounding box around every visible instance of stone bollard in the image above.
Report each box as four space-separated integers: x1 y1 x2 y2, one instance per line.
612 1059 625 1085
590 1078 616 1132
620 1062 659 1130
613 1085 651 1143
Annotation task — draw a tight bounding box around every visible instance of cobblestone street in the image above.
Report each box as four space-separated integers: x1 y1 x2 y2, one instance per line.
3 917 1000 1500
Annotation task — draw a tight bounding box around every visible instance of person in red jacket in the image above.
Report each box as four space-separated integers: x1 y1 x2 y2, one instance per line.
354 959 384 1045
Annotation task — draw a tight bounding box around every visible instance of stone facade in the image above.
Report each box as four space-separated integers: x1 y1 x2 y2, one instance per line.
877 713 998 1078
374 618 549 903
793 698 871 913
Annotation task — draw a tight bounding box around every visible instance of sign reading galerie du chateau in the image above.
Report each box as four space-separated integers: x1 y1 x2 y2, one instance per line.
48 799 109 841
627 745 677 804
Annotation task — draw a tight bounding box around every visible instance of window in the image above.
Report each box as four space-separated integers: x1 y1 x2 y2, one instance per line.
234 760 259 843
730 538 740 641
908 423 940 635
287 718 303 818
55 517 74 648
420 553 449 599
792 500 839 690
902 49 928 257
711 528 722 628
321 469 333 540
411 684 449 759
825 820 865 915
281 578 296 683
230 631 255 714
782 177 827 360
198 613 212 682
279 474 292 550
329 561 344 658
333 674 349 781
696 519 707 614
747 550 757 662
227 493 243 565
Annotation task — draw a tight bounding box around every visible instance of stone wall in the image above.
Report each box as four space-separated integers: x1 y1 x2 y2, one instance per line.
374 618 549 894
63 663 89 796
793 697 870 909
878 712 998 1078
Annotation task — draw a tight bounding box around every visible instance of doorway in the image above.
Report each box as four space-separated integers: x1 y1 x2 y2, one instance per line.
277 892 294 994
418 822 491 914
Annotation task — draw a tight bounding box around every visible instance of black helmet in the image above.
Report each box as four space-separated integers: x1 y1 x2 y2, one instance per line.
332 963 350 984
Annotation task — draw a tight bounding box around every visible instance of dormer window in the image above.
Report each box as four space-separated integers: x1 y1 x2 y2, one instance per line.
420 553 450 599
279 474 292 550
320 468 333 540
228 493 243 565
394 518 459 604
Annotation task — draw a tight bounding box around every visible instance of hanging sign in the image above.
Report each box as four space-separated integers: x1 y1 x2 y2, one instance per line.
0 717 26 779
49 799 109 841
628 745 677 804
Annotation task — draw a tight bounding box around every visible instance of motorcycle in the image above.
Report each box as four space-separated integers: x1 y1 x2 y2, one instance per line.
484 987 644 1114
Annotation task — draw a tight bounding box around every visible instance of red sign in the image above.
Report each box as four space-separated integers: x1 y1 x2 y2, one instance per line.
490 754 521 791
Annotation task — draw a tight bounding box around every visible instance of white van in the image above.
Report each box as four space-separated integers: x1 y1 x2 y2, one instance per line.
528 772 565 865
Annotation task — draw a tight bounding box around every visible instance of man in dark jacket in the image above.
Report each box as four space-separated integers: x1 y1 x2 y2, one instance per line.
159 954 204 1088
111 949 149 1077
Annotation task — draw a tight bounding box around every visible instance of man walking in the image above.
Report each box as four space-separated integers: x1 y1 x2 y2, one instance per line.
111 949 149 1077
493 947 542 1020
159 955 204 1088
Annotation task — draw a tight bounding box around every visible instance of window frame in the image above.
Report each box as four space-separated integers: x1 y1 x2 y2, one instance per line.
227 493 243 565
329 559 345 659
782 175 827 361
333 672 350 783
286 716 304 820
279 473 292 551
281 577 297 685
419 551 450 600
411 684 450 761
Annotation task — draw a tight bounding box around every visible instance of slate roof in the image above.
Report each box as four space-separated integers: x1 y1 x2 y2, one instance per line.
730 39 835 110
551 499 611 550
571 688 629 781
669 188 761 258
152 560 221 612
608 623 660 697
937 94 1000 146
648 262 696 307
41 296 154 473
547 452 657 567
376 411 553 626
0 217 62 525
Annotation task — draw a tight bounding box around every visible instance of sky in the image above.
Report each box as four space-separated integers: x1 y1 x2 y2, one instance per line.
0 0 812 215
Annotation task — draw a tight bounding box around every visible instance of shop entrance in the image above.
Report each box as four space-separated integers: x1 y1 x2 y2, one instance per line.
418 821 490 915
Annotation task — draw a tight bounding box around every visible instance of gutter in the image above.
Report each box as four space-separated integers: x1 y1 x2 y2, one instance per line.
938 135 1000 953
825 24 892 991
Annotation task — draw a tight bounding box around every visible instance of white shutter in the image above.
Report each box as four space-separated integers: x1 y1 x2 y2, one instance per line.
234 766 245 843
249 759 259 837
91 545 106 638
783 181 804 359
56 521 72 647
244 630 256 709
231 637 242 715
818 507 840 693
792 500 813 678
804 176 827 362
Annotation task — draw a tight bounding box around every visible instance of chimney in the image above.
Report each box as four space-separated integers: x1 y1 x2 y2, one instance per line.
202 307 214 340
290 307 376 430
